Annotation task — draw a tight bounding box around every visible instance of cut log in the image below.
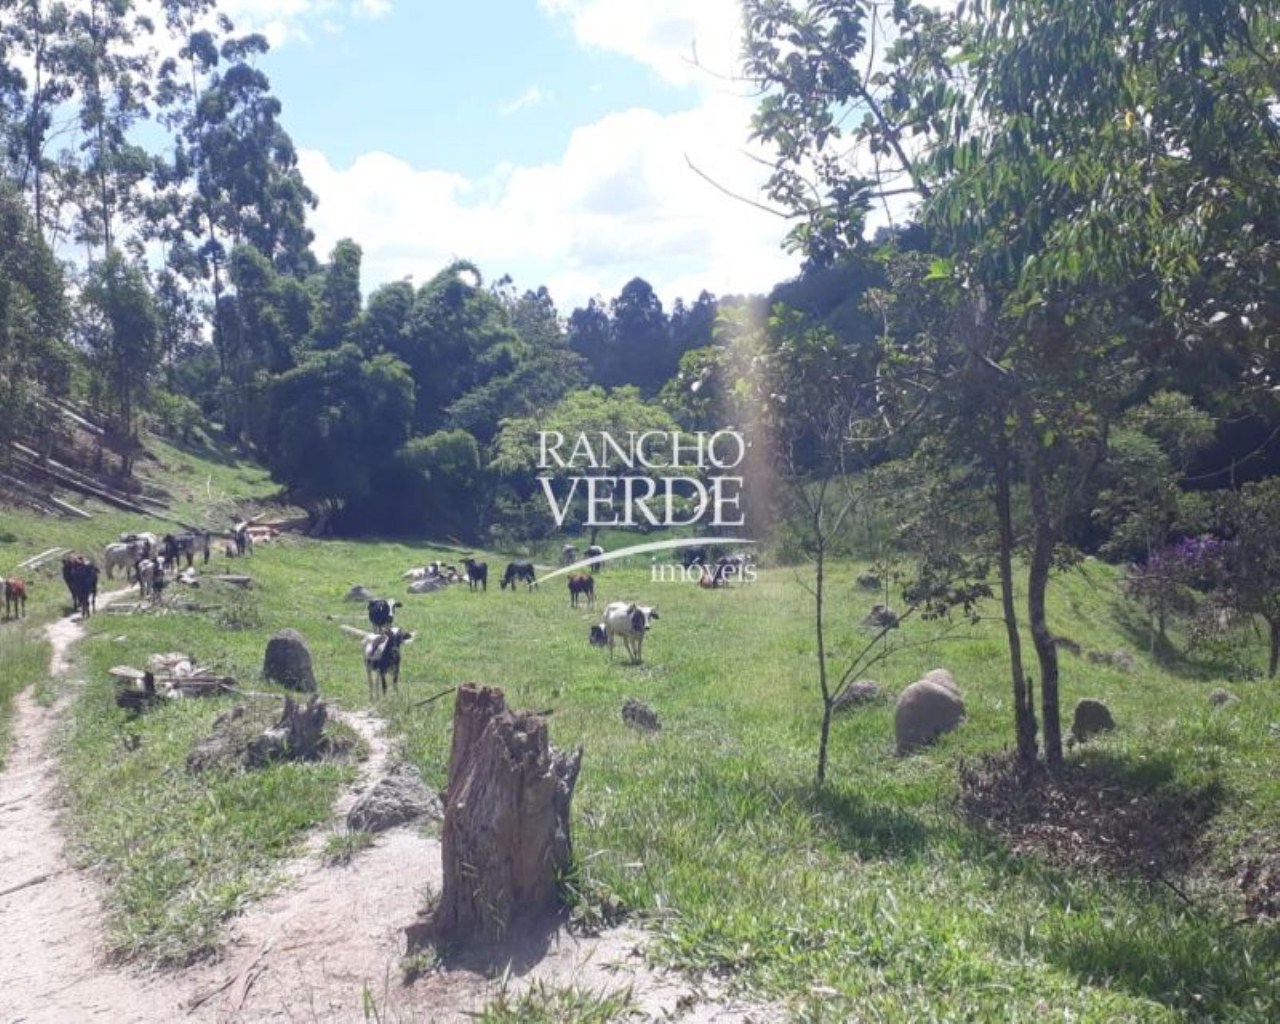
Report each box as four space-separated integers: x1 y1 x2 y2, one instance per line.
409 684 583 949
209 575 254 587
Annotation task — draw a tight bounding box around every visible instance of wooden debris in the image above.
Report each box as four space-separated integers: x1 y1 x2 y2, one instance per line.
111 661 239 713
209 575 253 588
0 873 56 899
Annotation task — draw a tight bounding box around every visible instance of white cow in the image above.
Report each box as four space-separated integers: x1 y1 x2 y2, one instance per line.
104 540 148 579
589 600 659 663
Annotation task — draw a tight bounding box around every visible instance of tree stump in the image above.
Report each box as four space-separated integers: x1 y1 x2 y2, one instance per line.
245 694 327 767
412 683 583 948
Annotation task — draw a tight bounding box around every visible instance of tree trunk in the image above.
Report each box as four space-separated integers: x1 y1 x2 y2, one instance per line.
414 684 583 948
995 459 1037 766
1028 519 1062 770
814 525 831 787
1269 618 1280 679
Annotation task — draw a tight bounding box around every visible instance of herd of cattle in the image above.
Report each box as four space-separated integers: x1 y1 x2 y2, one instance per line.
0 522 269 622
3 525 755 687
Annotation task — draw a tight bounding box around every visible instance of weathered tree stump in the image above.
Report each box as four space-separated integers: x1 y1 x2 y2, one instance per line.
245 694 327 767
410 683 583 948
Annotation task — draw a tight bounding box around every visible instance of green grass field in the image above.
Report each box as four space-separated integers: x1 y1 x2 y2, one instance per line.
2 440 1278 1021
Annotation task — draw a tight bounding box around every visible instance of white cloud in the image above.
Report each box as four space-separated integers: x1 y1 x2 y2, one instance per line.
500 86 552 117
219 0 391 47
538 0 744 88
298 92 800 313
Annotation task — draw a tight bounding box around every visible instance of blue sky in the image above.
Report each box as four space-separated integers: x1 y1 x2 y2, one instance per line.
213 0 810 314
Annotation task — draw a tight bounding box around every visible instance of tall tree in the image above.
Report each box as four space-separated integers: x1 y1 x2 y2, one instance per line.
314 238 362 349
78 248 158 473
0 177 70 454
607 276 670 392
63 0 155 257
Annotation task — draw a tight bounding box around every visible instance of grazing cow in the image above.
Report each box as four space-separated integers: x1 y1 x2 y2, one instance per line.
232 521 253 556
463 558 488 592
712 553 752 586
589 600 659 663
363 626 413 698
133 558 158 599
500 562 538 591
160 532 211 570
3 578 27 619
568 572 595 608
561 544 578 567
585 545 605 573
681 546 709 569
120 532 157 559
367 598 401 632
61 555 99 618
103 539 149 579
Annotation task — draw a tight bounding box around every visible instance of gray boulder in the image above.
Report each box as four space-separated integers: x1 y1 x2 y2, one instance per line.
622 697 661 733
862 604 900 629
895 676 965 753
1086 649 1136 673
856 572 882 592
833 680 884 713
1070 698 1115 742
347 762 441 833
344 584 375 602
263 628 317 692
1209 688 1240 709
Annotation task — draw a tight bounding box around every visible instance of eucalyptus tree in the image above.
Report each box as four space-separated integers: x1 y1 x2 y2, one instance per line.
0 177 70 454
608 277 672 392
77 249 159 472
60 0 158 257
0 0 75 243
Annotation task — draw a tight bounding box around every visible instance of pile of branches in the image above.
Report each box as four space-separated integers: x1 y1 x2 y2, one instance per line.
956 753 1222 879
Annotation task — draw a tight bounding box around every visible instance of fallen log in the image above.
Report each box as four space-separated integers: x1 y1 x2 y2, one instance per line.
17 547 71 571
209 575 254 587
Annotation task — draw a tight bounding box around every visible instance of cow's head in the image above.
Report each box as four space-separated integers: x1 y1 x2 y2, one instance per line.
588 624 609 647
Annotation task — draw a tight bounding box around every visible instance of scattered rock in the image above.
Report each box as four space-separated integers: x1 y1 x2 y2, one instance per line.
1070 698 1115 743
347 762 441 833
1209 687 1240 709
895 675 965 753
862 604 900 629
263 628 317 692
621 697 661 733
856 572 881 591
832 680 884 713
344 584 376 602
1086 649 1136 673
